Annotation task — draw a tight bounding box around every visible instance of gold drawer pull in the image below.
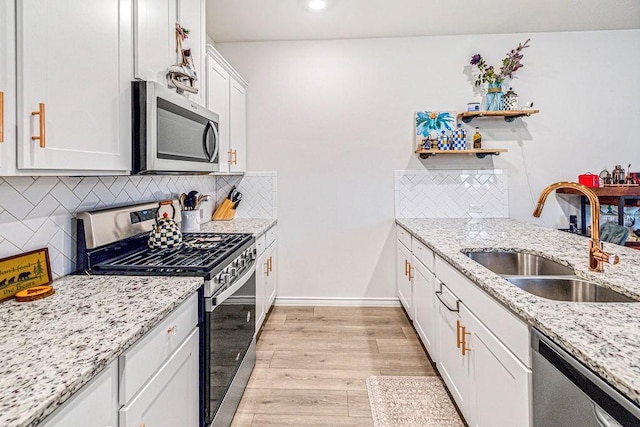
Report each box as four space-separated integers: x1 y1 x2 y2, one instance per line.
167 325 178 336
230 149 237 165
461 325 472 356
407 262 413 281
31 102 46 147
456 320 462 349
0 91 4 142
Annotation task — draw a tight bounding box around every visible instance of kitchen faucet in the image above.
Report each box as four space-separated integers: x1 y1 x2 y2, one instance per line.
533 181 619 272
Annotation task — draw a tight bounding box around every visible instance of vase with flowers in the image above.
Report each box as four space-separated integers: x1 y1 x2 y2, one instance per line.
469 39 530 111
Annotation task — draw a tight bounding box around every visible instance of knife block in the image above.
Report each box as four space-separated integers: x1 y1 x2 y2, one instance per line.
212 198 236 221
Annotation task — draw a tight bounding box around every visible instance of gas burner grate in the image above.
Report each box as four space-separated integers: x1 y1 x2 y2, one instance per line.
87 232 252 275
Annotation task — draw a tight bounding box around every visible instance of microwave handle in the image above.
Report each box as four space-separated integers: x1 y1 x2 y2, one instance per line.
202 121 219 163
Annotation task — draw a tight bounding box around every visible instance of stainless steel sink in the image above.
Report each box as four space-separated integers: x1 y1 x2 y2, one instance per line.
465 251 575 276
507 277 637 303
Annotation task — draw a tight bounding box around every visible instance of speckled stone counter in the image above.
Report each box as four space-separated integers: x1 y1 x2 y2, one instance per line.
396 218 640 406
0 274 202 427
200 218 277 237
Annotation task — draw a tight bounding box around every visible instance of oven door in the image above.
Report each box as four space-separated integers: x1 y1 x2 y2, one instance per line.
203 266 256 427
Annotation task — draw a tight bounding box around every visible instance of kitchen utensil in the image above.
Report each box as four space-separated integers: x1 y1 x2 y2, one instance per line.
148 201 183 248
179 193 187 210
232 192 242 203
195 194 210 209
184 190 199 210
15 285 55 302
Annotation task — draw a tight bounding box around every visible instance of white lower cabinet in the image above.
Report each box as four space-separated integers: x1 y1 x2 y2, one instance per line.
41 361 118 427
256 226 278 333
255 249 267 331
396 239 413 319
119 293 199 427
398 225 532 427
119 328 199 427
412 257 437 358
435 284 471 420
461 303 531 427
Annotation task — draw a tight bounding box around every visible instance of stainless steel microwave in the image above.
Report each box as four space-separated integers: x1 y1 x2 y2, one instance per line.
132 80 219 174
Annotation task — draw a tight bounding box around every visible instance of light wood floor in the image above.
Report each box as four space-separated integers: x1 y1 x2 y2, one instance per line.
231 306 435 426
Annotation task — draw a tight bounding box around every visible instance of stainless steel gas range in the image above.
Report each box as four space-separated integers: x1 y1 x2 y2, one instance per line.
75 200 256 427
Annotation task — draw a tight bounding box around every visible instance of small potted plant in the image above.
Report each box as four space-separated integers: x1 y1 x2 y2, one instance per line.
470 39 530 111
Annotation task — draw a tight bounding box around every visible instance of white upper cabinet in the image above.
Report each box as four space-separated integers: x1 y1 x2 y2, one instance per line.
206 46 247 173
16 0 132 173
134 0 177 83
177 0 206 107
229 77 247 172
0 0 17 175
134 0 205 106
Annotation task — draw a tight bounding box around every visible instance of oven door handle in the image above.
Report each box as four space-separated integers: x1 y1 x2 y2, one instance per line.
206 263 255 311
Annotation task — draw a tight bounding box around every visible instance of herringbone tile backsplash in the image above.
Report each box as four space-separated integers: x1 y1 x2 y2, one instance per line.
395 169 508 219
0 173 277 278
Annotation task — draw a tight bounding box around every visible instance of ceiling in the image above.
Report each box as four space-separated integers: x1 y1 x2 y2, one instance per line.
207 0 640 43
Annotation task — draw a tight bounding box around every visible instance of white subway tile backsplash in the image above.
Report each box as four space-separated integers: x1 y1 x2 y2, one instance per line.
395 169 508 219
0 172 277 278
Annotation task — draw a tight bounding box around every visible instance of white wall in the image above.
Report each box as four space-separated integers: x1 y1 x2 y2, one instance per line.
217 30 640 302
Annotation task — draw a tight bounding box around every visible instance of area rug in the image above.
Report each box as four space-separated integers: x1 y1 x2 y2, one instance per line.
366 376 465 427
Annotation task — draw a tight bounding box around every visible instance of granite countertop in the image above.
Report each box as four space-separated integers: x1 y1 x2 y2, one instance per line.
396 218 640 406
200 218 277 237
0 274 202 427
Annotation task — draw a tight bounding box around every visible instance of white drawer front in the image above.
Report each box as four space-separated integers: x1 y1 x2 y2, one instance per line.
412 239 434 272
255 233 267 257
435 256 530 367
119 292 198 404
265 225 277 248
397 225 412 250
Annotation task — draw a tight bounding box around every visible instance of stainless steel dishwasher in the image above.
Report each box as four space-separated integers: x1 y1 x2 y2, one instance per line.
532 329 640 427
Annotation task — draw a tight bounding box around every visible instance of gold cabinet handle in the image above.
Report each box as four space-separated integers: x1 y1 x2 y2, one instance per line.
456 320 462 349
268 256 273 273
404 259 409 276
231 149 237 165
265 261 269 276
461 325 472 356
31 102 46 147
0 91 4 142
407 262 413 281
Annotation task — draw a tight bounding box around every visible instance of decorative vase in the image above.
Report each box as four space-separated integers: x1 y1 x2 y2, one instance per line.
486 82 503 111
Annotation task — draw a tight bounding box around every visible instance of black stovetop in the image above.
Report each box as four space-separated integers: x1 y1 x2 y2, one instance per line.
76 232 253 278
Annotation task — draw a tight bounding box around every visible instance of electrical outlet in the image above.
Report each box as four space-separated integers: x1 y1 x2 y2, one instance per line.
469 204 482 214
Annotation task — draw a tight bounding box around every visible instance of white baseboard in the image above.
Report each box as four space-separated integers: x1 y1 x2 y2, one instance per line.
274 297 401 307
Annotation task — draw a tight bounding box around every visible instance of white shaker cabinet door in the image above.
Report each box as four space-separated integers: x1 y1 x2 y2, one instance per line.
265 241 277 310
0 0 17 175
206 55 230 172
134 0 177 83
16 0 132 173
461 303 531 427
436 284 470 421
228 76 246 172
120 328 200 427
177 0 206 107
41 361 118 427
413 258 437 361
396 240 413 319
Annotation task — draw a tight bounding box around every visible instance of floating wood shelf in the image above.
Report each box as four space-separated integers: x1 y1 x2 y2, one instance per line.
458 109 540 123
415 148 508 159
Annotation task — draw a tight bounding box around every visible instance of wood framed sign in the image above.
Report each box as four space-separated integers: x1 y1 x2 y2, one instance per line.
0 248 52 302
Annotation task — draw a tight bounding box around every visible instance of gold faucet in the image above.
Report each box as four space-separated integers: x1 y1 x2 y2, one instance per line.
533 181 619 272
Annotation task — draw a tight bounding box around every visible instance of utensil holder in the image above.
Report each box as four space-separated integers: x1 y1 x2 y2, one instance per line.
181 210 201 232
